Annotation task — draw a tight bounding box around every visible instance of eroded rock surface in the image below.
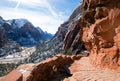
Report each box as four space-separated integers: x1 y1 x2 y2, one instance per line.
3 55 120 81
2 54 83 81
81 0 120 71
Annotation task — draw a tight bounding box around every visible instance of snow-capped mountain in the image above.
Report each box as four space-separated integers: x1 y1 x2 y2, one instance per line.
0 17 53 46
8 19 30 28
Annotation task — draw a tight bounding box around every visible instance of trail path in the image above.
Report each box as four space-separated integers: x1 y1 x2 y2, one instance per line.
64 57 120 81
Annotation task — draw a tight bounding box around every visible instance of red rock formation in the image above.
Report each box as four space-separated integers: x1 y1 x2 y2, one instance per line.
81 0 120 71
2 70 23 81
63 0 120 71
2 55 83 81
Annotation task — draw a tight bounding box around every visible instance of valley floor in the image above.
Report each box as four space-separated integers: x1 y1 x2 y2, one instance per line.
63 57 120 81
0 47 36 64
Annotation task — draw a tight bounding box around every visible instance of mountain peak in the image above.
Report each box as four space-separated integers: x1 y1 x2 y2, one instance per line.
0 17 53 47
8 18 31 28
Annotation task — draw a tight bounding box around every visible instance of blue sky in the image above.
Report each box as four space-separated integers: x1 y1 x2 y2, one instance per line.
0 0 80 34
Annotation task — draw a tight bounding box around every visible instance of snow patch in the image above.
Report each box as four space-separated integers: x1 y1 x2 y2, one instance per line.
8 19 30 28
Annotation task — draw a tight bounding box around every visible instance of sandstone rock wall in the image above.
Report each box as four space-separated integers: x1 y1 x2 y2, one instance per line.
62 0 120 71
81 0 120 70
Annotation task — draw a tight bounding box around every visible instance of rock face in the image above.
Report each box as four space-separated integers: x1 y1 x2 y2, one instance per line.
62 0 120 71
61 5 87 54
81 0 120 70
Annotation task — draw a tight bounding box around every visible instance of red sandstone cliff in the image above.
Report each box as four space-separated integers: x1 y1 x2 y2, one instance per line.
81 0 120 70
64 0 120 71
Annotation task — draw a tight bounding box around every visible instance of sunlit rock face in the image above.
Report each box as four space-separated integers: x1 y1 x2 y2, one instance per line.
81 0 120 70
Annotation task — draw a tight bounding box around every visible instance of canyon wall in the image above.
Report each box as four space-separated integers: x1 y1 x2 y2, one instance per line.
63 0 120 71
81 0 120 70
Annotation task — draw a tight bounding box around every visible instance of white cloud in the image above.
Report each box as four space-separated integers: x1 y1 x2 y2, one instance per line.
9 0 59 18
0 0 72 34
0 7 65 34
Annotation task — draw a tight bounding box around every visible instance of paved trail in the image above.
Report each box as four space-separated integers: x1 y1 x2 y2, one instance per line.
64 57 120 81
